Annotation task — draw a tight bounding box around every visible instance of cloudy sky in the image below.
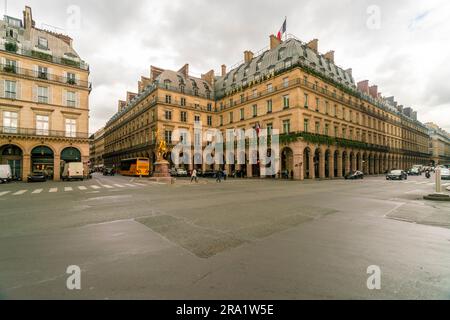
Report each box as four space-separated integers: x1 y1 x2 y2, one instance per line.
5 0 450 133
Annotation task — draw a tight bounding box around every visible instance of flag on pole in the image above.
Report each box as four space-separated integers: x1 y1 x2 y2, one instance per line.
277 18 287 41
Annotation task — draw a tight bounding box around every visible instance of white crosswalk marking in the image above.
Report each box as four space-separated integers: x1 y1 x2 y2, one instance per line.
102 185 113 189
90 185 101 189
49 188 58 193
32 189 43 194
114 184 125 188
13 190 27 196
78 186 87 191
65 187 73 192
133 183 146 186
125 184 136 187
0 191 11 197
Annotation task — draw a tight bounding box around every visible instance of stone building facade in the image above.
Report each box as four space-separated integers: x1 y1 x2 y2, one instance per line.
103 34 431 179
425 122 450 166
0 6 91 181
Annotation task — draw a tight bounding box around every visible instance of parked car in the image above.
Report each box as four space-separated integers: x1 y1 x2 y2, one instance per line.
0 164 12 184
201 170 216 178
408 167 421 176
176 168 188 177
344 171 364 180
103 167 115 176
61 162 84 181
386 170 408 180
440 168 450 180
169 168 178 177
27 171 47 183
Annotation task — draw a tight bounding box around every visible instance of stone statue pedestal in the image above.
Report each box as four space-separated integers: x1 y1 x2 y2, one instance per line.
149 160 175 184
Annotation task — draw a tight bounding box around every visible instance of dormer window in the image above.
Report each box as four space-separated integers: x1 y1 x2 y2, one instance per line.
164 79 171 89
256 61 262 71
285 58 292 68
278 48 286 60
38 37 48 50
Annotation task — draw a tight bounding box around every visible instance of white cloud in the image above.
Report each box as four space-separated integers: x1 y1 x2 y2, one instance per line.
5 0 450 132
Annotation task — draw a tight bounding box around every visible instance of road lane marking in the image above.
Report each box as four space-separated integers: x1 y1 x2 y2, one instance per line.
0 191 11 197
65 187 73 192
125 184 136 187
102 185 113 189
78 186 87 191
13 190 27 196
49 188 58 193
114 184 125 188
90 185 101 189
133 183 146 186
32 189 43 194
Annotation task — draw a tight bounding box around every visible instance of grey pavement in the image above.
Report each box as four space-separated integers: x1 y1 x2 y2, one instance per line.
0 173 449 299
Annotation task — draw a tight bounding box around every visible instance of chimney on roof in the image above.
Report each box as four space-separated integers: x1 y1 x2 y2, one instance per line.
244 50 254 64
357 80 370 94
270 34 281 50
369 85 378 99
221 64 227 77
412 111 417 120
307 39 318 53
178 64 189 78
201 69 215 86
23 6 34 30
150 66 164 81
324 51 335 63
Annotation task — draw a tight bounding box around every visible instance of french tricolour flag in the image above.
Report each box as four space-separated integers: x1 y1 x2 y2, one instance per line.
277 18 287 41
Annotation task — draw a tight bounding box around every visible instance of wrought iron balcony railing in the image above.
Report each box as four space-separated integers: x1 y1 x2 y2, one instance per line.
0 126 90 139
0 64 91 89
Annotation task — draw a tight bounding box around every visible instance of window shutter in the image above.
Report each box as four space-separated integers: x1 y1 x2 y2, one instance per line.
0 80 4 98
16 81 21 100
1 57 5 67
32 85 37 102
62 89 66 107
76 92 80 108
33 65 38 77
48 68 53 81
48 86 52 104
75 73 80 85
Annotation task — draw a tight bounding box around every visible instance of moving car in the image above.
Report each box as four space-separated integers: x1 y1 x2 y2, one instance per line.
103 167 115 176
61 162 84 181
386 170 408 180
440 168 450 180
0 164 12 184
176 168 188 177
344 171 364 180
408 167 421 176
28 171 47 183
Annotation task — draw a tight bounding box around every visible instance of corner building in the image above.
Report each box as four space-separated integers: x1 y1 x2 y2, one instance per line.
103 34 431 180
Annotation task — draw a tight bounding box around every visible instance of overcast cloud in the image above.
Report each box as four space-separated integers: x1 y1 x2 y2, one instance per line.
5 0 450 133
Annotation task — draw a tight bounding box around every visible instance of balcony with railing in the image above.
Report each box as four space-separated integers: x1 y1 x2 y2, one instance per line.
0 126 90 139
0 63 91 89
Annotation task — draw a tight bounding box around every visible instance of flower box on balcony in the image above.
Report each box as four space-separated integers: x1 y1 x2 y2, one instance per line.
5 42 18 53
31 50 53 62
3 65 17 73
61 57 81 68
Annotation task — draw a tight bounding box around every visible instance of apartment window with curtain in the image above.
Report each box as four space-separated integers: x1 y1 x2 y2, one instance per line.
304 94 309 108
165 130 172 144
67 72 76 84
5 59 17 73
229 112 233 123
67 91 76 107
283 120 290 134
267 99 272 113
165 95 172 104
304 119 309 133
165 110 172 120
240 108 245 120
207 115 212 126
38 66 48 79
283 95 290 109
219 115 223 126
194 115 200 123
180 111 187 122
3 111 18 133
36 115 49 136
65 119 76 137
180 97 186 107
315 122 320 134
283 77 289 88
325 124 329 136
38 86 48 103
267 83 273 93
252 104 258 117
5 80 17 99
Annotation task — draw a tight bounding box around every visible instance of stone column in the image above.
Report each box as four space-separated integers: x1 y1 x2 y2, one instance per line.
22 154 31 181
337 152 343 178
309 152 315 179
293 153 303 180
319 152 326 179
352 155 357 173
246 164 253 178
53 154 61 181
329 152 335 179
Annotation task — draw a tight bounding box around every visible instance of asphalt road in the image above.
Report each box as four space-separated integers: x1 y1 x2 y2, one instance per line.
0 173 449 299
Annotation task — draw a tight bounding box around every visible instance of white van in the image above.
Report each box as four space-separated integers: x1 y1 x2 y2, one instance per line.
62 162 84 181
0 164 12 183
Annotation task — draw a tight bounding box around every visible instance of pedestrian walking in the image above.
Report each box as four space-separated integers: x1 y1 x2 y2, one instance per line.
191 169 198 183
223 169 227 181
216 170 222 183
